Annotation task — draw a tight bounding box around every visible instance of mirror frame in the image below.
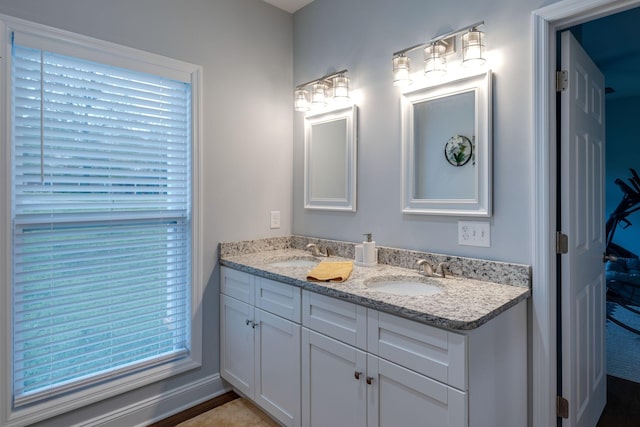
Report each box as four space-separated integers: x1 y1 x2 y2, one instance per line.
304 105 357 211
401 70 492 216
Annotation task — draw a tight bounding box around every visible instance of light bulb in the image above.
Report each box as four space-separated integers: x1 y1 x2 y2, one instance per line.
311 82 328 106
333 75 350 104
392 55 412 87
294 88 310 112
424 42 447 79
462 29 485 67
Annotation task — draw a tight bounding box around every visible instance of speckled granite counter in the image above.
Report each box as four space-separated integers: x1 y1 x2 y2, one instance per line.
219 236 531 331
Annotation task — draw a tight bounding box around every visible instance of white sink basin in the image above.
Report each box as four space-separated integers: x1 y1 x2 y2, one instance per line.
268 256 319 268
363 276 443 296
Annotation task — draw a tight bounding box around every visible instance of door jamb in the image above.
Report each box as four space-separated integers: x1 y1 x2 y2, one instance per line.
532 0 640 425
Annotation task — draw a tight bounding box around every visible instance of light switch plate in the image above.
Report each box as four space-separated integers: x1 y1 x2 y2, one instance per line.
270 210 281 229
458 221 491 247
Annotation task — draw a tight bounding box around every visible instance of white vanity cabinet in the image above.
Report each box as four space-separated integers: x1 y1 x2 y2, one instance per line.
221 267 527 427
220 267 301 427
301 291 468 427
300 327 467 427
301 290 526 427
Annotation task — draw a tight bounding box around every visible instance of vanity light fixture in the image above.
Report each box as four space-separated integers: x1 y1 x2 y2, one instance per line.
294 69 350 112
461 28 485 67
391 21 486 85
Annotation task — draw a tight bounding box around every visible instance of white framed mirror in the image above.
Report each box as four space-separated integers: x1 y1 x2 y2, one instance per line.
401 70 492 216
304 105 357 211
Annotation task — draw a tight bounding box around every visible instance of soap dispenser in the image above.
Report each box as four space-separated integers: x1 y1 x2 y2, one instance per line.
362 233 377 266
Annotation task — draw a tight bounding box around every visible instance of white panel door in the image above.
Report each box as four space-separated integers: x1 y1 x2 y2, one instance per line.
301 328 367 427
367 355 467 427
220 294 255 397
254 308 301 427
560 30 606 427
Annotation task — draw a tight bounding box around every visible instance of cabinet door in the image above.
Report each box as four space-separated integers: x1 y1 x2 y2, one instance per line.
302 329 367 427
367 355 467 427
220 294 254 396
254 309 301 427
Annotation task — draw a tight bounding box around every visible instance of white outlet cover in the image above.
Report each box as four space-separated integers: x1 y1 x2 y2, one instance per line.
458 221 491 247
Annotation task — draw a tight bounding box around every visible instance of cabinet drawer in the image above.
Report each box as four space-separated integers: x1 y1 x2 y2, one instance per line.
221 266 254 304
367 310 467 390
302 291 367 350
255 277 301 323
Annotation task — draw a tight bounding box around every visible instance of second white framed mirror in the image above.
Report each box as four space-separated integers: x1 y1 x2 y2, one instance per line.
401 70 492 216
304 105 357 211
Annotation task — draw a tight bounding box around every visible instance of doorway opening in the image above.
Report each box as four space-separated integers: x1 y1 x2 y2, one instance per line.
532 1 640 426
571 6 640 384
562 8 640 426
556 8 640 426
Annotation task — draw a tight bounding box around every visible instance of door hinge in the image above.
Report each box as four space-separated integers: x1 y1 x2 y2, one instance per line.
556 70 568 92
556 231 568 254
557 395 569 419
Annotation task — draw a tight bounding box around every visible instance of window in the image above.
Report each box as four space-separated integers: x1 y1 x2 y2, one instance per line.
2 16 202 424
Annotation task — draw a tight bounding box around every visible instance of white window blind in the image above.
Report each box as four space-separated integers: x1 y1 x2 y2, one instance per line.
11 44 192 406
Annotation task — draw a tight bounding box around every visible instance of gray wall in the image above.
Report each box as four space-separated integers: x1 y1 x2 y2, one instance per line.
292 0 558 264
0 0 293 425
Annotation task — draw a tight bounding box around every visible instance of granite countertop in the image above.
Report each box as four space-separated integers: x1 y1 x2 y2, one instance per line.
220 246 530 331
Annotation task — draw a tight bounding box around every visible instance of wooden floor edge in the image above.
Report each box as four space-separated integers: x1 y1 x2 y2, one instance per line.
149 390 240 427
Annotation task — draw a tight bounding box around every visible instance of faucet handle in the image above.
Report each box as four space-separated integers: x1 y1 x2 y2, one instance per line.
435 262 448 278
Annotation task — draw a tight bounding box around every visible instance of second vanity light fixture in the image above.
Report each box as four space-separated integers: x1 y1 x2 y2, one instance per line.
392 21 486 87
294 69 350 112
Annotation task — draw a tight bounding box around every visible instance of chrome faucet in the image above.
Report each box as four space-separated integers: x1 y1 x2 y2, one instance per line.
416 259 434 276
416 259 447 278
306 243 331 257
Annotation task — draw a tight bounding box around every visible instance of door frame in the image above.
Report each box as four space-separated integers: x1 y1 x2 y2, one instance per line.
532 0 640 425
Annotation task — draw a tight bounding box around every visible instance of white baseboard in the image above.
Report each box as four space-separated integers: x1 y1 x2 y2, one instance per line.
80 374 231 427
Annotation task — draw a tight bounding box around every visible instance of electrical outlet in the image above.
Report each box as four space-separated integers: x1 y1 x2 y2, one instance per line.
458 221 491 247
270 210 281 229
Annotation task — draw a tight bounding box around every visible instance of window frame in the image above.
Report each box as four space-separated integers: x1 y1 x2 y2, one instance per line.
0 14 203 426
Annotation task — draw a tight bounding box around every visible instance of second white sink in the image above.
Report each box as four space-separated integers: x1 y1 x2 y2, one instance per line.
363 276 443 296
268 255 320 268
